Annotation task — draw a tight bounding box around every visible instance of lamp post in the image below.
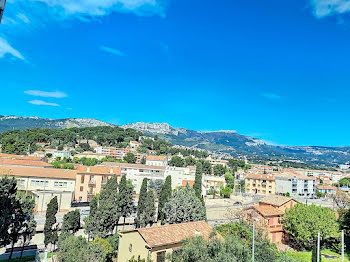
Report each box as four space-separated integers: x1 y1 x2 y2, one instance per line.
252 218 259 262
0 0 6 24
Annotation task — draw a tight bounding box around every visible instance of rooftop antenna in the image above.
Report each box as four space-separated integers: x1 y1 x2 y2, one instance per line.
0 0 6 24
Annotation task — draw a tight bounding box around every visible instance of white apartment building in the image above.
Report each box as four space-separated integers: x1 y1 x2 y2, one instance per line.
0 166 76 212
296 169 343 184
275 173 316 197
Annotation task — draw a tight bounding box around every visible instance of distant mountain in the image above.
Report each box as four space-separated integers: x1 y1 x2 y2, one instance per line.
122 122 350 167
1 116 349 167
0 115 113 132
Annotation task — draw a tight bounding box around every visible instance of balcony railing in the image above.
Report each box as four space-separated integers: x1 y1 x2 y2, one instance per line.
269 224 283 232
87 191 95 196
88 180 96 186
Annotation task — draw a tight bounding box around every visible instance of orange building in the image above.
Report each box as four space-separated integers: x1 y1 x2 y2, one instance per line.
74 166 121 202
246 195 297 243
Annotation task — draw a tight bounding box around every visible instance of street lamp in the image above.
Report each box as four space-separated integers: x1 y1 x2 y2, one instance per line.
252 218 259 262
0 0 6 24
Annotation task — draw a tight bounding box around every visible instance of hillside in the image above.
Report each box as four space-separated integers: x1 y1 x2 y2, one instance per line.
0 116 113 132
122 122 350 167
1 116 349 167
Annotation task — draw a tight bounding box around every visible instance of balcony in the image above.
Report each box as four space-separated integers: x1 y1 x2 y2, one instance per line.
88 180 96 186
87 191 95 196
269 224 283 232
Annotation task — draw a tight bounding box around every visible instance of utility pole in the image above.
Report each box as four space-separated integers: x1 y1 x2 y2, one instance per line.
317 232 320 262
0 0 6 24
342 230 344 262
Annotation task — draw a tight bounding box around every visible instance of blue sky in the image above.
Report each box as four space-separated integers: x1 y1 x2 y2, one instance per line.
1 0 350 147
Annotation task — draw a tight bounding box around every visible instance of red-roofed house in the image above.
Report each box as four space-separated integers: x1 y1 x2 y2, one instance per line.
118 221 219 262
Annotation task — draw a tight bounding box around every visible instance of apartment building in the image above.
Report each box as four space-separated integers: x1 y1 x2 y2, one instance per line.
74 166 121 202
145 155 168 166
74 151 107 161
205 156 228 167
317 185 334 194
129 140 142 149
275 173 316 197
297 169 343 184
0 166 76 212
245 174 276 195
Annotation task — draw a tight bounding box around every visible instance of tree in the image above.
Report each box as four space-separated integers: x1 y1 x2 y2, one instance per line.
311 242 322 262
136 178 148 228
185 156 196 166
339 177 350 187
224 172 235 189
169 155 185 167
282 204 340 250
141 156 146 165
124 152 137 163
62 210 80 234
193 162 203 199
148 179 164 196
0 176 18 248
143 191 156 227
158 175 172 224
119 175 135 228
213 164 226 176
164 184 206 224
44 196 58 248
220 187 233 198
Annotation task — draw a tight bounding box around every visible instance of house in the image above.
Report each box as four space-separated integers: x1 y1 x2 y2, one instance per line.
0 158 52 168
129 141 142 149
0 166 76 212
74 166 121 202
246 195 297 243
74 151 107 161
206 156 228 168
118 221 218 262
275 173 316 197
317 185 334 194
0 153 44 161
245 174 276 195
145 155 168 166
32 151 45 158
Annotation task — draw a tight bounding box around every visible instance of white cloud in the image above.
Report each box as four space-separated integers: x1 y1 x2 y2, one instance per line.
311 0 350 17
0 37 25 61
28 100 60 106
261 93 282 100
24 90 67 98
100 45 124 56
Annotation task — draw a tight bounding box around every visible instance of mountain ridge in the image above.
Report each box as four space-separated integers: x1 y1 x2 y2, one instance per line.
0 116 349 167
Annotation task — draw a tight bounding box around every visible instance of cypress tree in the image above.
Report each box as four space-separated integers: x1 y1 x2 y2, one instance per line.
158 175 172 224
144 190 156 227
119 175 135 228
44 196 58 248
135 178 148 228
193 162 203 199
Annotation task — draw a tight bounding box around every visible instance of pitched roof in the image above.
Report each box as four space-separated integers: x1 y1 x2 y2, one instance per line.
0 159 52 168
76 166 121 175
121 221 217 248
259 195 293 207
317 185 334 190
182 180 195 186
0 166 76 180
253 204 284 217
145 155 167 161
246 173 275 181
100 162 166 170
0 153 43 161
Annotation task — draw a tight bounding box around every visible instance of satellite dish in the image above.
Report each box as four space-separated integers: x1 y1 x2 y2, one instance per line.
0 0 6 24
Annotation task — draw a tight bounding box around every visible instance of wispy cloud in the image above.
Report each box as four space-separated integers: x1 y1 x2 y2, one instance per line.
261 93 282 100
100 45 124 56
24 90 67 98
28 100 60 106
311 0 350 17
4 0 167 30
0 37 25 61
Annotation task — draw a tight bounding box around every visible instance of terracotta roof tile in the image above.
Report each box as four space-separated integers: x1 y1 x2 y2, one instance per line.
77 166 121 175
259 195 293 207
123 221 217 248
0 166 76 179
100 162 166 170
317 185 334 190
145 155 167 161
0 153 43 161
253 204 284 217
0 159 52 167
246 174 275 181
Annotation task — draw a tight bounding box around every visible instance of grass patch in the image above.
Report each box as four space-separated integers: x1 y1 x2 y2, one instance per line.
286 249 350 262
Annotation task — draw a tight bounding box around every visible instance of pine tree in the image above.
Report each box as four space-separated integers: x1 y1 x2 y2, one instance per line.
119 175 135 228
44 196 58 248
193 162 203 199
158 175 172 224
135 178 148 228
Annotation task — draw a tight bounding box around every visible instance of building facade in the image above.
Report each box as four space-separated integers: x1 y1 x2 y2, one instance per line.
245 174 276 195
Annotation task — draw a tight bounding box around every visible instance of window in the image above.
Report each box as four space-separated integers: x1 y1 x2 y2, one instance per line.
31 180 48 187
80 186 83 192
79 197 82 202
156 252 165 262
129 244 133 252
81 175 85 183
54 181 67 188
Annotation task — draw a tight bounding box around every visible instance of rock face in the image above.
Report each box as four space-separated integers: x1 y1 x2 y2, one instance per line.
0 115 113 132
